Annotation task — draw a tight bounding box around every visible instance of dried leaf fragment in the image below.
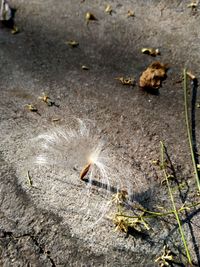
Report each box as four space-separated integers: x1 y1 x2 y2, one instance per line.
0 0 19 32
127 10 134 17
85 12 97 22
161 174 175 185
139 61 168 90
141 48 160 57
113 216 129 233
152 159 160 166
187 71 196 80
11 25 19 34
25 104 38 112
80 162 91 180
105 4 112 15
38 93 55 106
112 191 128 205
155 246 175 267
113 213 150 233
187 1 198 10
51 118 61 122
27 171 33 186
66 40 79 48
115 77 135 86
81 65 89 70
0 0 12 21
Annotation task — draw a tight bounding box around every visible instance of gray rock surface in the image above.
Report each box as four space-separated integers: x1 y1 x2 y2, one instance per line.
0 0 200 266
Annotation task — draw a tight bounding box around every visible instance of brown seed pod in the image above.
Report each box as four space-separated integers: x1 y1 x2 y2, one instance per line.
80 162 91 180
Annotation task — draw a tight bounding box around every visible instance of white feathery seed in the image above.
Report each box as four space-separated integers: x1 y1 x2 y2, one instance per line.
25 118 152 232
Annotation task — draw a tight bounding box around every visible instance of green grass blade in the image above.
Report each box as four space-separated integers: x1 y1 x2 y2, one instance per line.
183 69 200 192
160 141 192 265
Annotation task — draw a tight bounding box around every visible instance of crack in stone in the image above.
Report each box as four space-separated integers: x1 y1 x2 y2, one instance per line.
0 230 56 267
28 235 56 267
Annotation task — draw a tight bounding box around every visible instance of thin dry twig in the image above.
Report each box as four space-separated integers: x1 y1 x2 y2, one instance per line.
160 141 192 265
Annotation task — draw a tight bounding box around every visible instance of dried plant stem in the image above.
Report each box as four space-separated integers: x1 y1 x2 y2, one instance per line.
160 141 192 265
183 69 200 192
138 202 200 217
115 201 200 219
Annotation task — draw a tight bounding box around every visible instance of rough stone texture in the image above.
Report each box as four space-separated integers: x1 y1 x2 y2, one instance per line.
0 0 200 266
